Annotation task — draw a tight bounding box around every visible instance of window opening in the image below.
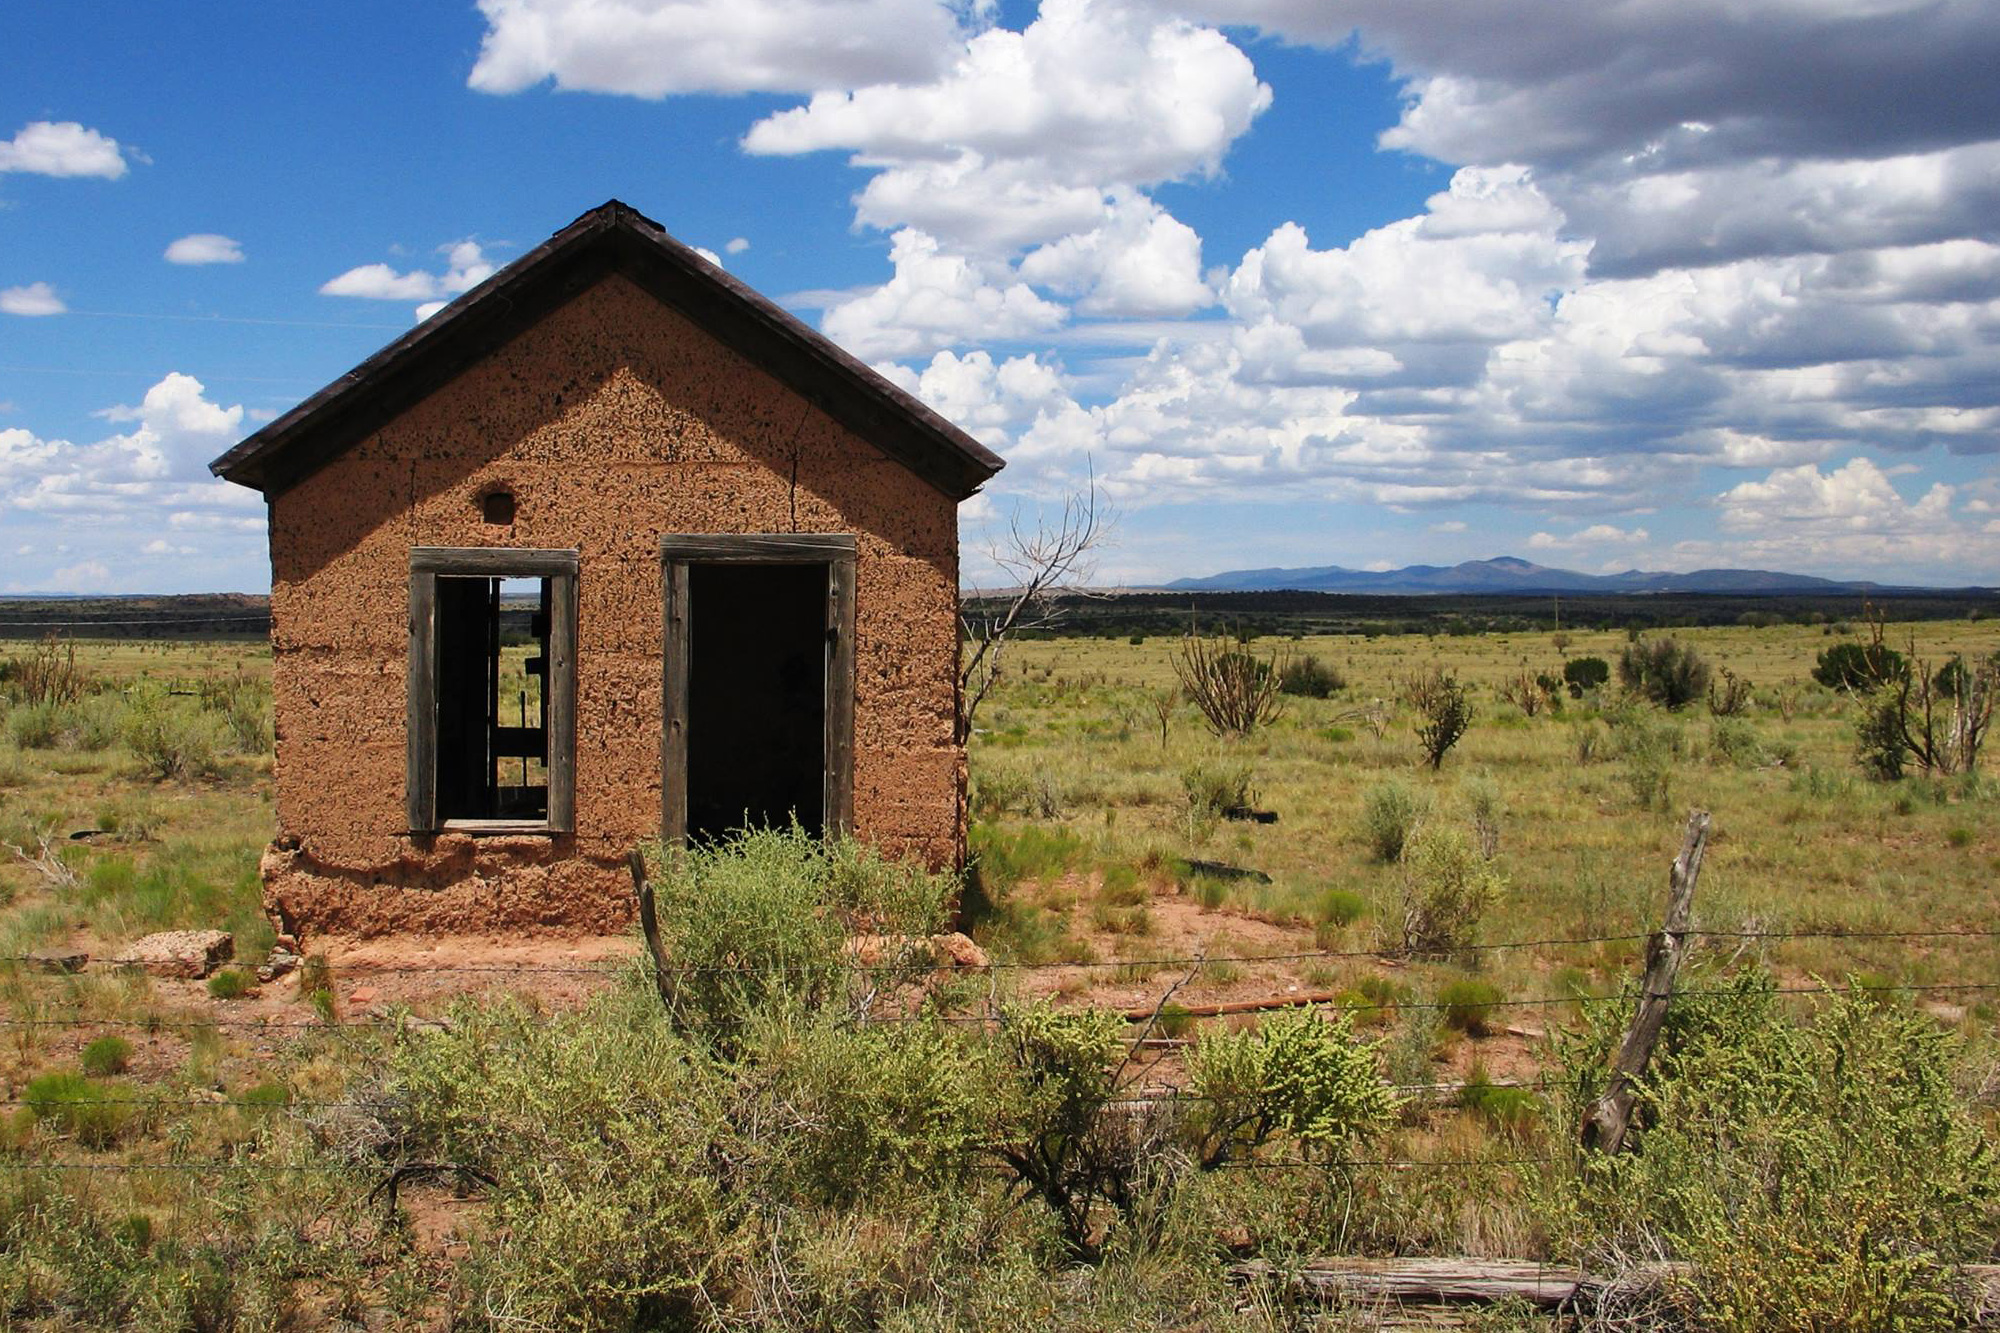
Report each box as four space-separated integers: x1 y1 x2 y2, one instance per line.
481 490 516 525
433 575 552 821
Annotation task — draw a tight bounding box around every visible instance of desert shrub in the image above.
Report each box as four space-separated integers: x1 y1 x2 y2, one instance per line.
199 672 273 754
80 1036 132 1077
1437 977 1504 1035
23 1071 124 1148
3 634 87 707
1185 1007 1399 1167
1315 887 1367 927
1460 772 1502 859
1401 667 1473 769
70 691 127 751
1618 637 1711 710
7 702 64 751
968 767 1029 817
1706 666 1752 716
1360 779 1430 862
1396 825 1503 957
1562 656 1610 698
206 968 254 1000
1458 1068 1540 1135
387 991 735 1328
1543 977 2000 1332
1277 654 1343 698
1610 709 1681 808
123 685 226 780
1172 634 1287 736
642 825 955 1040
1180 761 1255 819
1813 640 1905 691
970 821 1085 891
1708 717 1764 768
1497 669 1558 716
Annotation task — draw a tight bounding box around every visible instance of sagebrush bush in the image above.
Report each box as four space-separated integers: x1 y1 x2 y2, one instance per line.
1708 717 1764 768
1396 825 1503 957
642 825 956 1040
198 673 273 754
1180 761 1256 818
1276 654 1343 698
1543 976 2000 1332
123 685 226 780
1359 779 1430 862
7 702 65 751
1618 637 1712 709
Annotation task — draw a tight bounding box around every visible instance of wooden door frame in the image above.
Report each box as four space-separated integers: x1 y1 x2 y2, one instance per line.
659 534 857 845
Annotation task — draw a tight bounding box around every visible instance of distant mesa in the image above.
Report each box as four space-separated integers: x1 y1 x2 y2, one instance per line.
1163 556 1892 595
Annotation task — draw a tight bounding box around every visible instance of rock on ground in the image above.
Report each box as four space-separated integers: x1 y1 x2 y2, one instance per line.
111 930 234 979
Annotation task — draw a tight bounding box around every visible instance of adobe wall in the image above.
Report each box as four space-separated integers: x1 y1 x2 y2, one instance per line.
261 274 964 938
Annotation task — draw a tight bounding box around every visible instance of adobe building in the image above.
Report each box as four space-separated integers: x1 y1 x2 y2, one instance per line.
211 200 1003 937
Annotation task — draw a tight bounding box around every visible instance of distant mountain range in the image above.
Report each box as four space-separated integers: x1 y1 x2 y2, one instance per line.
1163 556 1903 595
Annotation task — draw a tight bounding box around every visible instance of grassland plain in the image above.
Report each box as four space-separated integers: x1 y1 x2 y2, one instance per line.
0 618 1993 1330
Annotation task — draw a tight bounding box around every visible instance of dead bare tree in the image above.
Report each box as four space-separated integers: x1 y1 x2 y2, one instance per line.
957 473 1114 743
1854 603 1997 778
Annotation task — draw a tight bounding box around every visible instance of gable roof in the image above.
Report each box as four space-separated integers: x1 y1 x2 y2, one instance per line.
209 200 1005 500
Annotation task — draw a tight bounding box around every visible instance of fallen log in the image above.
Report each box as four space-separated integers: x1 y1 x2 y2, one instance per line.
1232 1258 2000 1325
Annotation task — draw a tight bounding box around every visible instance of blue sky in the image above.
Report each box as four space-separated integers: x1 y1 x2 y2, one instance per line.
4 0 1999 593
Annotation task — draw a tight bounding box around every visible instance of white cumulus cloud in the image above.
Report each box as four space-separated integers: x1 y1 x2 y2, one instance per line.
822 229 1067 360
320 240 499 317
745 0 1269 255
0 283 66 317
0 121 128 178
164 233 245 265
467 0 974 97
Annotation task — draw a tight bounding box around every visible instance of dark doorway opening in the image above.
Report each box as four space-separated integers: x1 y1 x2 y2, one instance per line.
434 575 551 822
685 563 827 842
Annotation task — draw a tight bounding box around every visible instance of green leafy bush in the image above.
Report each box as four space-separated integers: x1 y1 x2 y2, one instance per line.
1708 717 1764 768
1562 656 1611 697
642 825 955 1041
1396 825 1503 957
123 685 226 780
1360 779 1430 863
1814 640 1905 691
1314 887 1367 927
7 702 65 751
1543 978 2000 1332
24 1071 124 1148
1437 977 1504 1035
1186 1008 1398 1165
1617 637 1712 710
206 968 254 1000
1277 654 1343 698
80 1036 132 1077
1180 761 1256 818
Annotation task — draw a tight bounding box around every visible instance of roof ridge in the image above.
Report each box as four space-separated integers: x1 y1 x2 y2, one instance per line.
210 202 1004 500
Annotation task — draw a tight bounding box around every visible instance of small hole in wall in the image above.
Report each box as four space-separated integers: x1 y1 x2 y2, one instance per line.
481 490 516 525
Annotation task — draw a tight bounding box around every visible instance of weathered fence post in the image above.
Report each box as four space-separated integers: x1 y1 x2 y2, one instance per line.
1582 808 1709 1154
627 848 677 1016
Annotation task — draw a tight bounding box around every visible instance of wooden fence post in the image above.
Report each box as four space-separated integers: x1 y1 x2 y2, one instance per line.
1582 808 1709 1154
627 849 677 1016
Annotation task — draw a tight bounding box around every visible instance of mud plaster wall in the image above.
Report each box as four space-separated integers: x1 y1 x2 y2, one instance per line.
262 274 964 937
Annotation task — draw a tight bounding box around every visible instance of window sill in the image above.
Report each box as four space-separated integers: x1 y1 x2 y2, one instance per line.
434 819 561 836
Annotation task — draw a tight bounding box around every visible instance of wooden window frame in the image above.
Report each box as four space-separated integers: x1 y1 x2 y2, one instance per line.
407 547 579 835
659 534 857 846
